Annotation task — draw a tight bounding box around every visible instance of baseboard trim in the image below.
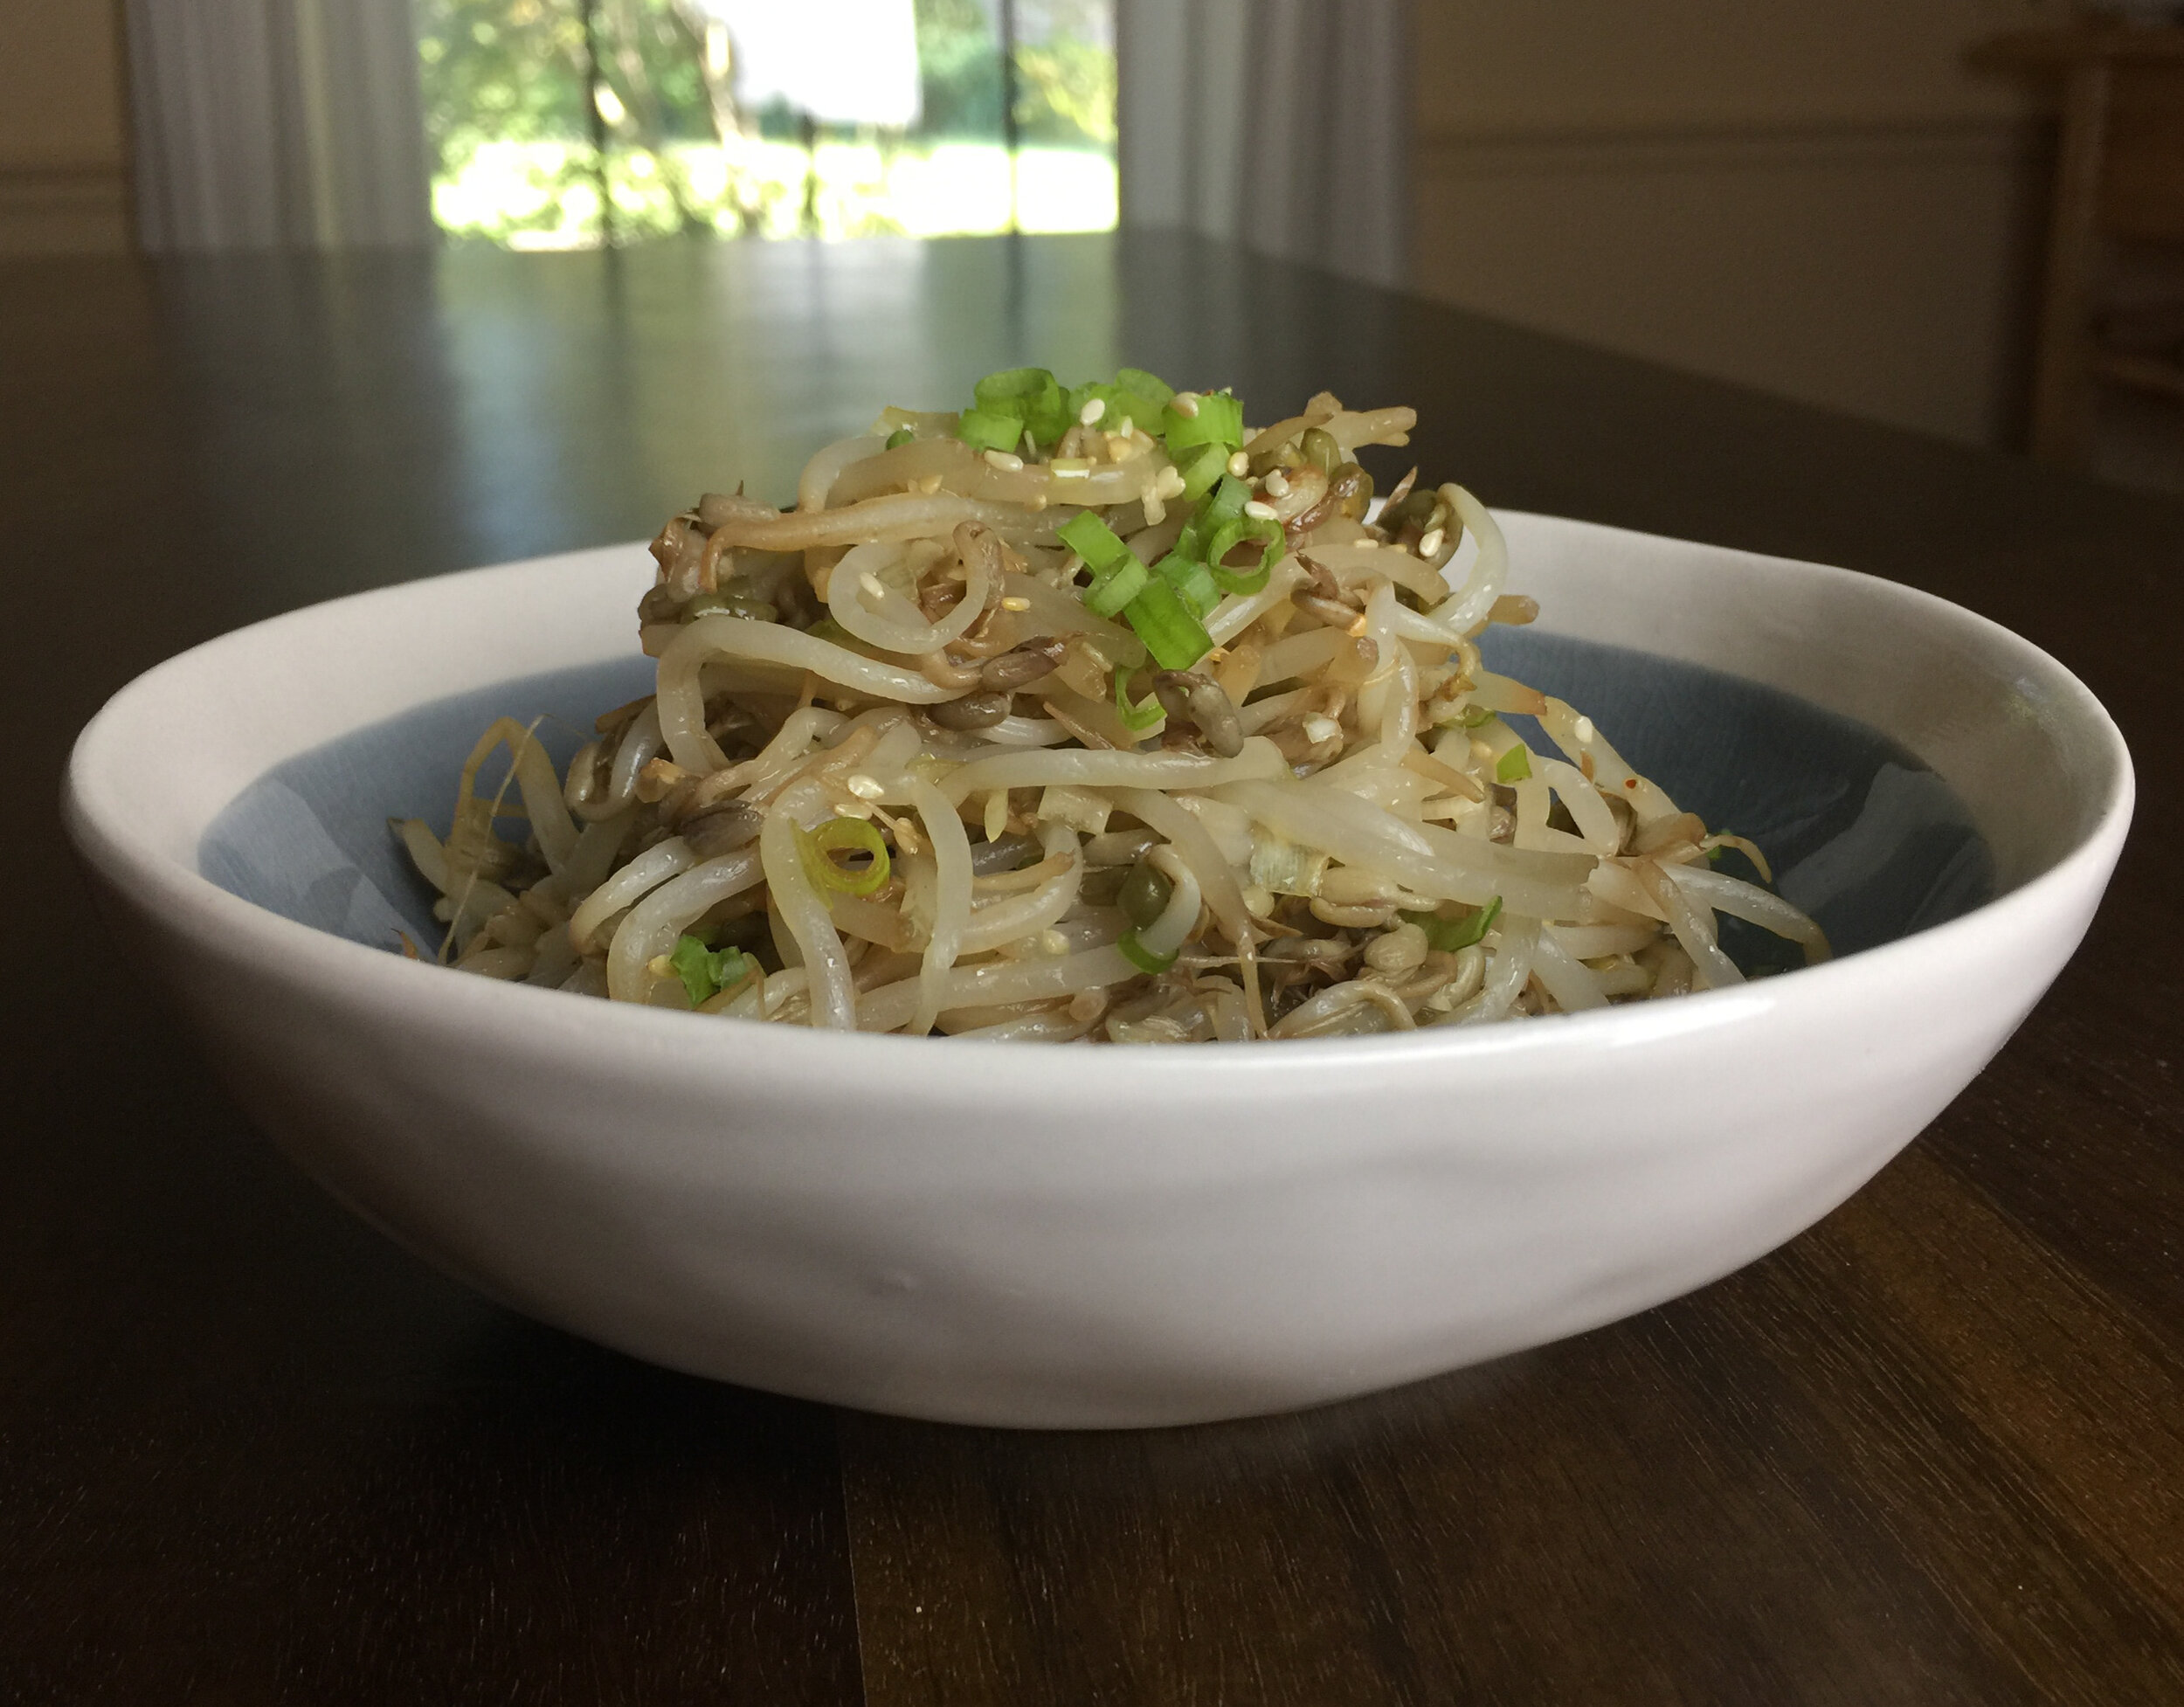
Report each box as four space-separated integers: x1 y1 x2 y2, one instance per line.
0 164 131 256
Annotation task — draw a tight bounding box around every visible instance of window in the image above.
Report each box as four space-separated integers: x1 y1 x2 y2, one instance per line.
416 0 1116 247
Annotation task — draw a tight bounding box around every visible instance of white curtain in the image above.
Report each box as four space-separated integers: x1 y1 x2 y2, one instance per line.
1116 0 1408 287
128 0 434 251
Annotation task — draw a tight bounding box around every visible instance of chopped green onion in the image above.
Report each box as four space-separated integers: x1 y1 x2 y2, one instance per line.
1171 440 1229 502
1117 926 1179 975
1109 395 1162 432
1177 473 1250 560
1063 380 1102 422
668 933 757 1007
668 935 710 1004
797 816 892 897
958 405 1026 453
1204 512 1283 594
1084 554 1150 619
1496 744 1533 784
1210 562 1272 598
1114 367 1175 407
974 366 1056 410
1707 844 1725 864
1058 509 1130 572
1162 389 1245 451
1068 379 1163 437
1151 550 1221 619
1122 577 1213 671
972 366 1068 444
1201 471 1250 521
1400 897 1502 953
884 426 915 450
1114 665 1165 731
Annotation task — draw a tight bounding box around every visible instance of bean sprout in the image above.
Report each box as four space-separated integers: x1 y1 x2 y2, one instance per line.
404 373 1826 1036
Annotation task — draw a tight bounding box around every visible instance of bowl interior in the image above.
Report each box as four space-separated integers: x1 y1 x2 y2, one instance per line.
197 628 1995 972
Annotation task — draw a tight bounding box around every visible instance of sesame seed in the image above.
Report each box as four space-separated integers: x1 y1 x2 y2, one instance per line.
1227 450 1249 477
1000 595 1031 612
1079 397 1106 426
917 473 943 494
1026 494 1047 511
845 773 885 800
1357 536 1379 549
1106 435 1132 463
1242 499 1277 521
1154 466 1186 498
1242 884 1275 916
1142 487 1167 527
1115 417 1134 437
648 954 674 978
859 570 889 601
1302 715 1342 744
1417 527 1445 558
1262 469 1290 498
1037 929 1070 957
984 448 1024 473
1171 392 1200 418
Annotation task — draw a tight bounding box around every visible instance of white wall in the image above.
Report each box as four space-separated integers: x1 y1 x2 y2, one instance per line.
1411 0 2077 446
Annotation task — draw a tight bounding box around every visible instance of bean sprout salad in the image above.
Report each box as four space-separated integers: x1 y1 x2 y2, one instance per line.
397 370 1826 1040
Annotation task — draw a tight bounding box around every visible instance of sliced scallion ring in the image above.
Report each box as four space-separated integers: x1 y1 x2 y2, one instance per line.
1084 554 1151 619
1117 927 1180 974
798 816 892 896
1114 666 1165 731
1205 512 1283 595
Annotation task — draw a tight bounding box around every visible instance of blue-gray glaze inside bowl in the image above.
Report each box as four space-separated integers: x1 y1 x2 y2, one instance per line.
198 635 1992 975
200 655 654 954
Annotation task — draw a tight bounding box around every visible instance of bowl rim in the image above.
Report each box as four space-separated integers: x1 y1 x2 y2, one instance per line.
64 514 2138 1080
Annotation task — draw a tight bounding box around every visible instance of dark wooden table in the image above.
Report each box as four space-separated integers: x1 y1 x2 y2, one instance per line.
4 233 2179 1705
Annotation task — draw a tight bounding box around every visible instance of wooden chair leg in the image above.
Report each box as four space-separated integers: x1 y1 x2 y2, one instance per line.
2030 62 2112 466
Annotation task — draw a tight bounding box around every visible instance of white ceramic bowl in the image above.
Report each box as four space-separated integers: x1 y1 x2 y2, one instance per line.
65 515 2132 1427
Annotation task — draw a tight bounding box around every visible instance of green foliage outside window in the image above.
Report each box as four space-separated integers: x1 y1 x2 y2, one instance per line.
417 0 1116 246
916 0 1004 137
1017 37 1116 145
